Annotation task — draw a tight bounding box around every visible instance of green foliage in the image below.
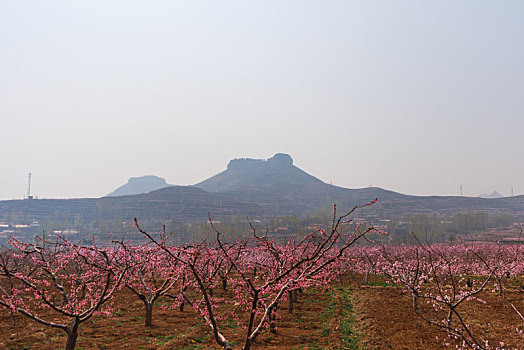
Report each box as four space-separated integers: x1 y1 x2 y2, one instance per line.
318 287 361 349
366 281 396 287
337 288 360 350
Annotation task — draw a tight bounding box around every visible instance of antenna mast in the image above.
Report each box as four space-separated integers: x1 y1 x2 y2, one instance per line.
27 173 33 199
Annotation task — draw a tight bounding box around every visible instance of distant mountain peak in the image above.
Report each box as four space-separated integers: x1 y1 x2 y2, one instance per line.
128 175 167 184
479 191 504 199
268 153 293 165
106 175 172 197
227 153 293 170
197 153 328 194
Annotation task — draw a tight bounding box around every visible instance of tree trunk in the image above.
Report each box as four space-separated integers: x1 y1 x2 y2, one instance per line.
412 291 418 313
288 291 293 314
65 317 80 350
243 340 252 350
270 304 277 333
145 301 153 326
244 290 259 349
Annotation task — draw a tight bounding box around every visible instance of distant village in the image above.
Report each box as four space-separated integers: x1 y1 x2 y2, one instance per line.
2 211 520 246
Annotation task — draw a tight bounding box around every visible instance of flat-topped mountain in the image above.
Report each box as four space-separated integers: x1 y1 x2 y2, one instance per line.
106 175 172 197
197 153 326 192
195 154 424 216
196 153 524 218
1 153 523 234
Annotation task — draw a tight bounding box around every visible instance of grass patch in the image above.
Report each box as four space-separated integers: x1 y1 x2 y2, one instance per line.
222 318 240 328
191 334 211 343
154 334 178 346
337 287 360 350
182 345 205 350
113 309 123 316
318 288 339 339
366 281 396 287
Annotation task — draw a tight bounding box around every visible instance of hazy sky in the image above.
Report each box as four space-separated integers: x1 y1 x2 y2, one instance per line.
1 1 523 200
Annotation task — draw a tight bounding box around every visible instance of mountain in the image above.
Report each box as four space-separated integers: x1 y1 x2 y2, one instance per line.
106 175 172 197
1 153 523 234
197 153 320 192
195 153 419 216
195 153 524 219
0 186 260 224
479 191 504 199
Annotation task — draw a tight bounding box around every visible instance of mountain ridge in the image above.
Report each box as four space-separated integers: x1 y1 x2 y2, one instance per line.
106 175 172 197
1 153 523 230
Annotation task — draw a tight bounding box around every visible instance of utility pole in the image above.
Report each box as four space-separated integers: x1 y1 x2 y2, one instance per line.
511 187 514 197
460 185 463 197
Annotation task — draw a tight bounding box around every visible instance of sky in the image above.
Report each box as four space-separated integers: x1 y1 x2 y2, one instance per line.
1 0 523 200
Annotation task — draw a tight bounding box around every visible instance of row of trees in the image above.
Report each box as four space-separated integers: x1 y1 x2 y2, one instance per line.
0 201 379 350
386 212 516 244
6 209 515 247
2 198 521 349
347 238 524 349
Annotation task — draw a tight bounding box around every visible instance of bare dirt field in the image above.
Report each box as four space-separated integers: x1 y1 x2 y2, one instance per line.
1 276 523 349
352 285 524 350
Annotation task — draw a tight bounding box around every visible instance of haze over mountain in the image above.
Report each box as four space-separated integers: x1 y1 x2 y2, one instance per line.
106 176 172 197
2 2 523 202
0 186 260 225
197 153 325 192
195 153 401 216
194 154 524 219
1 154 523 231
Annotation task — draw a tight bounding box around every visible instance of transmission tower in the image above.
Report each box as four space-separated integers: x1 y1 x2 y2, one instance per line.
27 173 33 199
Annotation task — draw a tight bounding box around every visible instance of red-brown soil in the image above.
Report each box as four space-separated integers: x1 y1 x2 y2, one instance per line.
0 285 346 350
351 277 524 350
1 276 523 349
352 286 523 349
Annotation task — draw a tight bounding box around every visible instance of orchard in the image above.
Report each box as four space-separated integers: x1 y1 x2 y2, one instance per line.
1 201 523 349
